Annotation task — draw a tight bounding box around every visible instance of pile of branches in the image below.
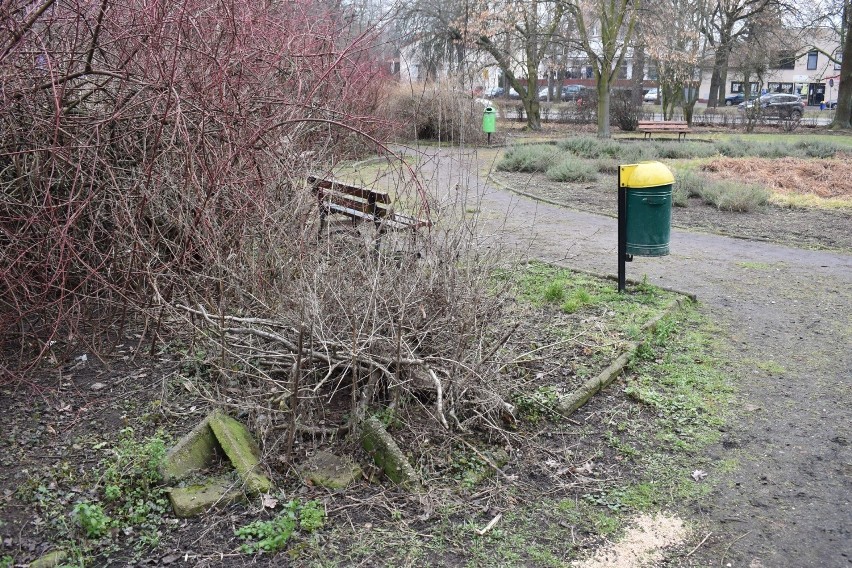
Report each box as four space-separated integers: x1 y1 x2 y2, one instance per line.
177 223 514 449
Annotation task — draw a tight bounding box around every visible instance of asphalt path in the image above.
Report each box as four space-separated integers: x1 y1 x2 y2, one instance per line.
413 146 852 567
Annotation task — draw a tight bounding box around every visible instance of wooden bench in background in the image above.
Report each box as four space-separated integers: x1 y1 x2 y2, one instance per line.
308 175 430 244
637 120 691 140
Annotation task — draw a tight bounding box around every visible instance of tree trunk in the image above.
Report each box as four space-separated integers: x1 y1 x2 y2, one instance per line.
631 39 645 110
831 2 852 129
525 97 542 130
708 47 730 108
596 72 611 138
708 67 721 108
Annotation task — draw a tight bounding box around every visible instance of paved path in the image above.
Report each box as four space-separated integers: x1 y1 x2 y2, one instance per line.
415 146 852 567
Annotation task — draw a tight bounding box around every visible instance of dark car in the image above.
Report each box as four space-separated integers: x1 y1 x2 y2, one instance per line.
738 94 805 119
561 84 583 101
724 93 745 106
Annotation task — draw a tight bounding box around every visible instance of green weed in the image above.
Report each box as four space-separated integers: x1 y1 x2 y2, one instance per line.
794 139 842 158
543 280 565 302
514 386 561 423
653 141 716 159
72 502 111 539
756 360 785 375
736 261 774 269
236 500 325 554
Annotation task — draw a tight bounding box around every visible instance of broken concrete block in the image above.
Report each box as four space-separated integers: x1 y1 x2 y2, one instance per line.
159 416 221 483
161 411 274 516
167 474 244 518
301 450 362 489
463 448 509 487
361 417 420 490
28 550 67 568
208 411 272 494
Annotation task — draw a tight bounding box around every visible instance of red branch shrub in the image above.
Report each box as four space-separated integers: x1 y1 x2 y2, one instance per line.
0 0 393 372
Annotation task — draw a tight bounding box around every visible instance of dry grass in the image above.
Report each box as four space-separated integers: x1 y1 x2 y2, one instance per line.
701 157 852 201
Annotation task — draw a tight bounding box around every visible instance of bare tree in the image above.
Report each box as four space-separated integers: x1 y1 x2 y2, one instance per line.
701 0 778 107
642 0 709 123
471 0 567 130
565 0 640 138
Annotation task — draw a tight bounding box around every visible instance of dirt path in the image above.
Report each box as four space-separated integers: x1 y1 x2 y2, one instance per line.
414 146 852 567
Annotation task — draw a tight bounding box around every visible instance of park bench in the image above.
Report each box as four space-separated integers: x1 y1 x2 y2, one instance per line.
637 120 691 140
308 175 430 243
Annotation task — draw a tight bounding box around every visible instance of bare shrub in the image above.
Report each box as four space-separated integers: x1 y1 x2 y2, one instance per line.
611 90 641 131
0 0 391 372
0 1 518 445
383 82 488 144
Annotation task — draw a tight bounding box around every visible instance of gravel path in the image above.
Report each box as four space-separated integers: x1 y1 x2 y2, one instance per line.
414 146 852 567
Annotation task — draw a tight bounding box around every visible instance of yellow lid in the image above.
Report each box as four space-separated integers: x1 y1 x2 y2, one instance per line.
619 161 674 188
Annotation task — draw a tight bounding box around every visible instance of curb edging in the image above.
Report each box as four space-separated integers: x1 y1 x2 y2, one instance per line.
556 295 691 418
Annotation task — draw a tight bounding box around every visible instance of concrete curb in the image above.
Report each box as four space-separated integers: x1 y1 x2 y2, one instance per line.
556 295 691 418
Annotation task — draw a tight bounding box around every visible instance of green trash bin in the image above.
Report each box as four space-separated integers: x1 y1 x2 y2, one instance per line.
482 107 496 133
619 161 674 257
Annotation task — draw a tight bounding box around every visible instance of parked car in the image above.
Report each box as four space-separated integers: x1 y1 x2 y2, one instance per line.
561 84 584 101
738 94 804 119
643 88 658 103
826 99 838 109
483 86 504 98
538 86 562 101
507 88 521 99
724 93 745 106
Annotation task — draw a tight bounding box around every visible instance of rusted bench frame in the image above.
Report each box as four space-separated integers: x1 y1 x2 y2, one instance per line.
308 175 430 247
637 120 691 140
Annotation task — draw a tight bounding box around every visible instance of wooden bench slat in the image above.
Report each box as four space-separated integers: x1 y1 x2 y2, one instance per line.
636 121 691 140
308 175 391 205
309 175 431 240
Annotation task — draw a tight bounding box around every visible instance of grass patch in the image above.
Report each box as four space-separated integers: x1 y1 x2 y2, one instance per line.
545 156 598 182
699 179 770 212
497 144 560 173
505 263 673 334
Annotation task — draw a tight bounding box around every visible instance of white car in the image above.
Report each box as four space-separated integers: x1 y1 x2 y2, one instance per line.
643 88 658 103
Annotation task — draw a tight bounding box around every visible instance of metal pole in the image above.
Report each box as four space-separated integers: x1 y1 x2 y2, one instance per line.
618 168 626 293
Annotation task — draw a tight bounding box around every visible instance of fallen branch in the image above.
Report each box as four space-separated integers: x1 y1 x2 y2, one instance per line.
475 513 502 536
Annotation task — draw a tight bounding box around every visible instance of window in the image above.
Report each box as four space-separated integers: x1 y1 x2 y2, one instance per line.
807 50 818 70
731 81 760 94
776 50 795 70
835 48 843 71
768 82 794 94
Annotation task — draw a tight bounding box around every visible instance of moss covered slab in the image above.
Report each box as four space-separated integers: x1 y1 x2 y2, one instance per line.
159 416 221 483
361 417 420 490
301 450 362 489
28 550 68 568
208 411 272 494
167 474 244 518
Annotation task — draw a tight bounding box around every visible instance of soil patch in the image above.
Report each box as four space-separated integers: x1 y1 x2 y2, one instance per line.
493 170 852 251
